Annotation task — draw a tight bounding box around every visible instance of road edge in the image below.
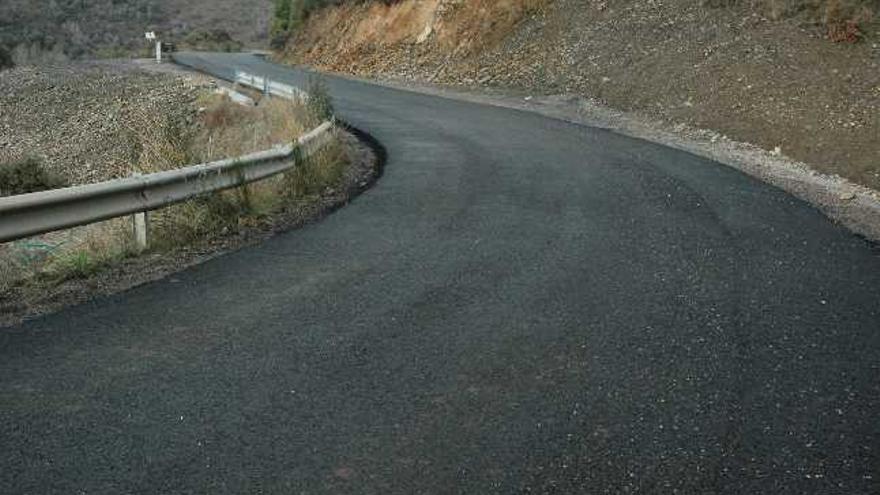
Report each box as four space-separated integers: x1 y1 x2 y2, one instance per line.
0 126 384 328
306 65 880 245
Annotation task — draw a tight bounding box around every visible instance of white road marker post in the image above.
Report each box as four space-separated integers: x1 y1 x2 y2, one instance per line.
133 211 149 251
145 31 160 64
131 172 150 251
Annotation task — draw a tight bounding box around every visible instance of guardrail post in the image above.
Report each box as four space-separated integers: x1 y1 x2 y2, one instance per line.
133 211 149 251
130 171 149 251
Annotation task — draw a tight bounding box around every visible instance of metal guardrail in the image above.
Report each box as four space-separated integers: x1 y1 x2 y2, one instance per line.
0 121 334 244
235 71 309 101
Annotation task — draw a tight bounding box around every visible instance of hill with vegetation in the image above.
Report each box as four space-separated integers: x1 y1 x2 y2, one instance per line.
0 0 272 64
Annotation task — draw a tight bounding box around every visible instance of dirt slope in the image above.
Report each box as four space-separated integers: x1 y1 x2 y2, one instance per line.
280 0 880 191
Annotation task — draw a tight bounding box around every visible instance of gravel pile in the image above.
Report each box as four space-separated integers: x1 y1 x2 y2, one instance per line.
0 62 206 186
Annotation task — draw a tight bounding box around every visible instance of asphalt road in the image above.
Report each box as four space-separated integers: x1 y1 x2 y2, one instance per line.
2 52 879 494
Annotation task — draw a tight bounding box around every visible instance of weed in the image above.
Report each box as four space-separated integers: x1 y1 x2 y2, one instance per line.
306 76 335 125
284 138 346 198
55 252 99 279
181 30 244 52
150 193 243 248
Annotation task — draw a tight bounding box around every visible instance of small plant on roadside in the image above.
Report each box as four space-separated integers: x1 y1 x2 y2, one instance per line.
284 139 346 198
306 76 334 125
827 18 864 41
56 252 99 279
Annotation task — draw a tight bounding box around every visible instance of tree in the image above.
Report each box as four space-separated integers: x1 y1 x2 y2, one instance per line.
271 0 293 45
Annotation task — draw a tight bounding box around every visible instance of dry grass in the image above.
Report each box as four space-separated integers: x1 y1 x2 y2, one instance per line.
0 217 132 293
146 93 333 248
192 95 310 163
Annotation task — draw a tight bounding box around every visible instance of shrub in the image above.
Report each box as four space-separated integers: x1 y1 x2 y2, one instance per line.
283 137 346 198
0 157 66 196
306 76 334 125
181 30 244 52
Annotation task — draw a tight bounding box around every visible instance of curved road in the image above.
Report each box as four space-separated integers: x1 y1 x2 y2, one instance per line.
2 53 879 493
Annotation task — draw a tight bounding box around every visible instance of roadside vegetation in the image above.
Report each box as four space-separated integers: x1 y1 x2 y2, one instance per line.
0 70 347 299
146 85 344 251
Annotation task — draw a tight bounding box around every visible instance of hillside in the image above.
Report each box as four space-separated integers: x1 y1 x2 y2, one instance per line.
278 0 880 192
0 0 272 63
0 63 204 188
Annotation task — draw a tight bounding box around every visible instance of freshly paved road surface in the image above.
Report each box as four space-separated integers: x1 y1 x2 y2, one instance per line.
2 53 879 493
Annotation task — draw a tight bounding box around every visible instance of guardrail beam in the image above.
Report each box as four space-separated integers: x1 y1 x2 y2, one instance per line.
0 122 333 245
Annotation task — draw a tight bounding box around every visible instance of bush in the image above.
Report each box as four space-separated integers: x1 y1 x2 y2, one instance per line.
181 30 244 52
283 138 346 198
0 157 66 196
306 76 334 124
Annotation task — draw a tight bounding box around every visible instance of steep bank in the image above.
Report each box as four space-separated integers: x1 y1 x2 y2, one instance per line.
279 0 880 192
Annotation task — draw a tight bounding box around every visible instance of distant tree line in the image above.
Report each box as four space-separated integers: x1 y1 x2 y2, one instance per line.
0 0 269 64
0 0 165 64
